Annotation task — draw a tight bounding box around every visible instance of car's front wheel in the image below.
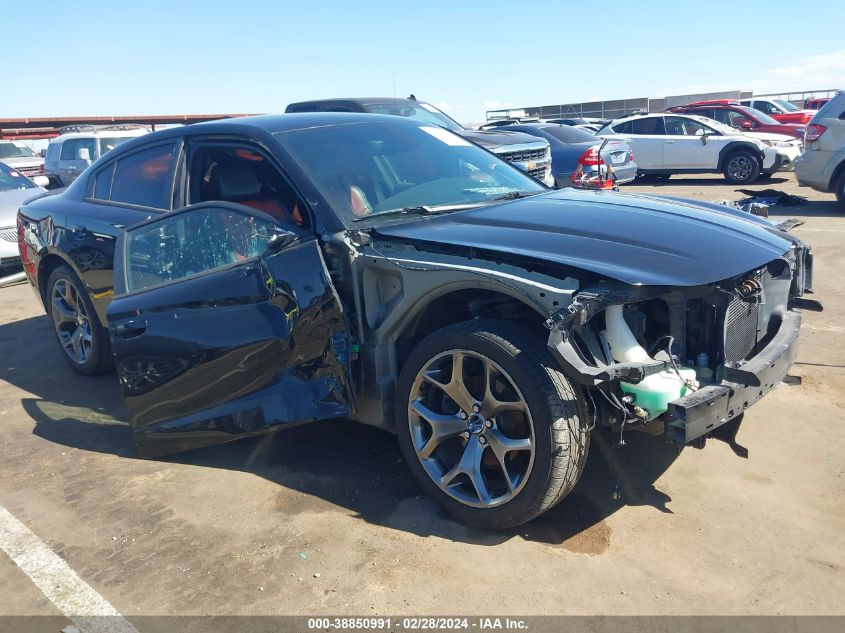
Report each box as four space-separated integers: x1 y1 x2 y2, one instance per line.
723 150 761 184
46 265 112 375
396 320 590 529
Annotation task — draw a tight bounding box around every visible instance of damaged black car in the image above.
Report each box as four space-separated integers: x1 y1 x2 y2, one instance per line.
17 113 817 528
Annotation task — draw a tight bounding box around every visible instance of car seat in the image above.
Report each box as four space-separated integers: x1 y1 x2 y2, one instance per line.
211 161 291 222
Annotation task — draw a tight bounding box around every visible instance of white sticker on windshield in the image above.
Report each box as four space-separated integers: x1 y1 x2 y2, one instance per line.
420 126 471 146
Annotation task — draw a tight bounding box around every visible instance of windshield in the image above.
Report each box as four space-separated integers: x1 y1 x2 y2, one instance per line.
0 162 37 191
773 99 800 112
99 136 137 155
363 102 464 133
738 106 780 125
0 142 38 159
275 121 545 228
536 125 599 144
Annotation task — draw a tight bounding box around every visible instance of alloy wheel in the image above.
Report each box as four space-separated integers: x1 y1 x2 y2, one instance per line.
407 350 535 508
50 278 93 365
727 155 753 181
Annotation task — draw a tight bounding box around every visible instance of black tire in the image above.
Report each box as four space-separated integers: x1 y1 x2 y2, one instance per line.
835 170 845 206
722 150 761 184
46 265 112 375
396 319 590 529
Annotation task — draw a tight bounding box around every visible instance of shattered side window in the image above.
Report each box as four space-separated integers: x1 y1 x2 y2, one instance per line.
125 206 281 292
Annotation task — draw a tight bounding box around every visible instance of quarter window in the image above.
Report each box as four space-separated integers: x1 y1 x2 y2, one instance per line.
124 205 283 292
109 143 179 209
92 163 116 200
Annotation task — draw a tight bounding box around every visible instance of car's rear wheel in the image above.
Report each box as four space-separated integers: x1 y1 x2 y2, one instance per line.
835 170 845 206
396 319 590 529
46 265 112 375
723 151 761 184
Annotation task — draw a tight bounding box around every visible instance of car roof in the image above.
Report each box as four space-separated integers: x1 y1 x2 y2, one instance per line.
50 129 149 142
70 113 421 152
287 97 419 109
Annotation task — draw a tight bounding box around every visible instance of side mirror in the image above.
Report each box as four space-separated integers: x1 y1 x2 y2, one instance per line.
31 175 50 188
266 230 299 253
700 133 708 145
38 149 47 158
78 147 91 164
739 120 753 130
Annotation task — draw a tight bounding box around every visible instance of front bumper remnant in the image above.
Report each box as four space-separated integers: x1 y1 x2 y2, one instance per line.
665 310 801 444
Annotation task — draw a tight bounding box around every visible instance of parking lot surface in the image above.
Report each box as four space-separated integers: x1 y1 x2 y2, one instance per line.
1 174 843 618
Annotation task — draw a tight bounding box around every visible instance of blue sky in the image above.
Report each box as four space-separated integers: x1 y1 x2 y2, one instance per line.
3 0 844 124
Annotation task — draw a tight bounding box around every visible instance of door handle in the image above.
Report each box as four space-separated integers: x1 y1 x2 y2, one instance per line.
69 225 87 239
114 318 147 340
664 140 676 143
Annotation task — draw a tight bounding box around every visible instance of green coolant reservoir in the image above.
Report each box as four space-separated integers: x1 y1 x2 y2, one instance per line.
619 367 698 421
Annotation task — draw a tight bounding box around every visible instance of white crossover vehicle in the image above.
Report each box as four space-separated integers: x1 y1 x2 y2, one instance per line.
598 113 802 184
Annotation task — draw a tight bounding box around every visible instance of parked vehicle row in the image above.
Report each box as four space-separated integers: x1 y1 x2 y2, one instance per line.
16 112 816 527
597 112 802 184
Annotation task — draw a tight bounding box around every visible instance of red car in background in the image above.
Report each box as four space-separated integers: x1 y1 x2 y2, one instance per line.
805 97 830 110
666 101 806 140
737 98 814 124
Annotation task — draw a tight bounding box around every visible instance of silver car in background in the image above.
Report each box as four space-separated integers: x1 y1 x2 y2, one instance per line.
0 161 47 274
0 140 45 180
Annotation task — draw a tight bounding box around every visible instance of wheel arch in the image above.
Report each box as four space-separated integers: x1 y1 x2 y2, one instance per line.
37 250 80 312
391 284 550 378
828 158 845 192
717 141 764 170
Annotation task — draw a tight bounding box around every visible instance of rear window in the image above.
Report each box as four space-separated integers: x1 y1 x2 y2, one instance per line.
108 143 179 209
536 125 597 143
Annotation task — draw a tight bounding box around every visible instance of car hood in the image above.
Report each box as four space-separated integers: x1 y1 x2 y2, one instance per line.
744 131 799 143
459 128 549 151
3 156 44 169
373 188 796 287
0 187 46 225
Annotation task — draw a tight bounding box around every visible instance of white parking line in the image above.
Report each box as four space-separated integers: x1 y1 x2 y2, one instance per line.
0 505 138 633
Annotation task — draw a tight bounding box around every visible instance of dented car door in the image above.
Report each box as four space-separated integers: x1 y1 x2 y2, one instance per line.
106 202 351 457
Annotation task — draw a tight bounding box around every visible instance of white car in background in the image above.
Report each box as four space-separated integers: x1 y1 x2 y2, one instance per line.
597 113 802 184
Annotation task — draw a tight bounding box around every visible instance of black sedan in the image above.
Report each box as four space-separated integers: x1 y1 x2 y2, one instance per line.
17 113 813 528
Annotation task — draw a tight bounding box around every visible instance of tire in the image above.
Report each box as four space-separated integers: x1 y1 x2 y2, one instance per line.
835 170 845 206
396 319 590 529
723 150 761 184
46 265 112 375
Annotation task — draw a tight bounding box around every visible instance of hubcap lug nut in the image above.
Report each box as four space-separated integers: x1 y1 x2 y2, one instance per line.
461 431 470 440
485 419 493 428
472 403 481 413
479 436 487 446
459 411 468 420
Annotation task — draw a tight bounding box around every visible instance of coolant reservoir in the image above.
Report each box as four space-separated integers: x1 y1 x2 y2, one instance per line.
618 369 697 420
604 305 698 420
